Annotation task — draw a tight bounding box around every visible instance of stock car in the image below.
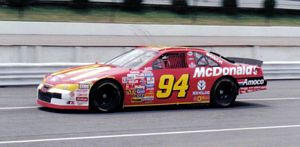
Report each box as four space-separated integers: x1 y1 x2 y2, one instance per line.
37 47 267 112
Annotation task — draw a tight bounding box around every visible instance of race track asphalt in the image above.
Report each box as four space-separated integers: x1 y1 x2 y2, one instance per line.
0 80 300 147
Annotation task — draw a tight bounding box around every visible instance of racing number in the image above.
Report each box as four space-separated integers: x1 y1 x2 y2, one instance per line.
156 74 189 98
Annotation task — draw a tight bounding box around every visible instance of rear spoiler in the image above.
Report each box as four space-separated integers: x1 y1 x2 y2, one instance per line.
226 57 263 67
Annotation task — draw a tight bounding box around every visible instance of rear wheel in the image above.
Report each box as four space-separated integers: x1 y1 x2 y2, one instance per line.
210 77 238 107
89 80 122 112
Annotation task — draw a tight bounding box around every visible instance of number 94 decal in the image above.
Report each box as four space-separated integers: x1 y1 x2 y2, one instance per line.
156 74 189 98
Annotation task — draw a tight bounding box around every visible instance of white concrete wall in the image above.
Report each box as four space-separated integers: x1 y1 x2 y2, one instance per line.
1 21 300 37
0 21 299 63
0 46 299 63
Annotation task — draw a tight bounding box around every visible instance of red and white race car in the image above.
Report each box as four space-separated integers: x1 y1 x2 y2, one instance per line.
37 47 267 111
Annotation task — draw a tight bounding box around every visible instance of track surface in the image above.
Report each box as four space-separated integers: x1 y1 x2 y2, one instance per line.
0 80 300 146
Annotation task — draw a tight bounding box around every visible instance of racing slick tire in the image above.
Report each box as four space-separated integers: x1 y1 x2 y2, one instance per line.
210 77 238 107
89 80 123 112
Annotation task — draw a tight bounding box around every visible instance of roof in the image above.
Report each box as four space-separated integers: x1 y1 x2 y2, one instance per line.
137 46 206 52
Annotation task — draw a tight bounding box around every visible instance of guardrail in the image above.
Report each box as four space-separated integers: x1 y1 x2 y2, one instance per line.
0 62 299 86
38 0 300 10
262 61 300 80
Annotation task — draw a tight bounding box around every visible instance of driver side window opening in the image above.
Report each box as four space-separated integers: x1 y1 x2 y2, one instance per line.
194 52 219 67
153 52 187 69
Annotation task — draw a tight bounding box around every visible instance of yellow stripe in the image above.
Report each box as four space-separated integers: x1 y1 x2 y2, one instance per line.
124 101 210 107
53 84 79 92
52 65 99 76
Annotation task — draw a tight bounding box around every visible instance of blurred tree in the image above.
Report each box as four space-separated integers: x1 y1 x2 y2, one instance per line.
71 0 89 9
6 0 29 7
171 0 188 14
263 0 276 17
6 0 35 18
123 0 143 11
222 0 238 15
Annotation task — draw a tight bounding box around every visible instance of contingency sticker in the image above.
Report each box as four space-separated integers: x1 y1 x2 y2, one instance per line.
123 70 155 103
192 80 210 96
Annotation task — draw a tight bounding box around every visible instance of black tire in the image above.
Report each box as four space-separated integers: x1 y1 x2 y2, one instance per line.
210 77 238 107
89 80 122 112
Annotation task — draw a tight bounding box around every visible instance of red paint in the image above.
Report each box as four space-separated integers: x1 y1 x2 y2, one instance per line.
37 100 89 110
37 47 267 110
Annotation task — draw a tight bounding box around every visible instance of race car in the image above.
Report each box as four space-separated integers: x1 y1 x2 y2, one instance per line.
37 47 267 112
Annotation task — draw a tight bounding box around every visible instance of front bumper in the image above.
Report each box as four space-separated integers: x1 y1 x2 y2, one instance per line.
37 83 89 110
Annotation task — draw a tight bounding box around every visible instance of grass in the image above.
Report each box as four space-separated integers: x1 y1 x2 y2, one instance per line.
0 5 300 26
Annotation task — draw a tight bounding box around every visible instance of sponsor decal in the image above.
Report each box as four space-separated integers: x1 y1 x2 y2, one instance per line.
79 83 90 89
136 88 145 94
193 66 257 78
239 78 265 87
132 97 142 102
125 70 155 101
239 85 267 94
206 53 223 64
146 84 155 88
128 79 139 84
143 97 154 102
135 74 145 79
143 70 154 76
145 89 154 97
126 89 135 95
197 80 206 90
146 87 154 91
146 77 155 84
76 97 88 102
192 91 210 95
136 93 144 97
193 80 209 95
75 89 89 97
139 79 146 86
194 96 209 102
189 62 196 68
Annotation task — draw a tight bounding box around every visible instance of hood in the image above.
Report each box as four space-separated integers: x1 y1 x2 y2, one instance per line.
44 64 127 85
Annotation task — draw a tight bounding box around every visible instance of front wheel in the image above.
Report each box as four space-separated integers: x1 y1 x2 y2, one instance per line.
210 78 238 107
89 80 122 112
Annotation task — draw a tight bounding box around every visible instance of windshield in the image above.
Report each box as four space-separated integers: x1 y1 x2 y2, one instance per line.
105 49 158 69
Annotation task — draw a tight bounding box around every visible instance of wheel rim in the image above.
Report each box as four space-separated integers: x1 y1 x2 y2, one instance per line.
215 81 236 106
94 83 118 111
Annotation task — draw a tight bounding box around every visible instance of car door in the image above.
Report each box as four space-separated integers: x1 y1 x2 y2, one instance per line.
151 51 191 105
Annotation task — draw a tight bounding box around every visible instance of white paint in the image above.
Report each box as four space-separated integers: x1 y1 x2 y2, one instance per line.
0 106 39 110
0 124 300 144
70 67 111 81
